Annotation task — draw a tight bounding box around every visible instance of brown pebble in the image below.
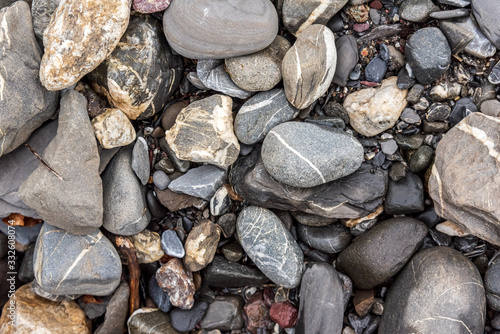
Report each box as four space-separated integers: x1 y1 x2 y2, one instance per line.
353 289 375 317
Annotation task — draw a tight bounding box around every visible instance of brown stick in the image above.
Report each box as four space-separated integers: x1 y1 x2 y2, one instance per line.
24 143 63 181
115 236 141 316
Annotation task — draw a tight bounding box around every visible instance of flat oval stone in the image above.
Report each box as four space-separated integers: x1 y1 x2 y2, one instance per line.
297 223 352 253
161 229 185 258
379 247 486 333
261 122 364 188
162 0 279 59
236 206 303 288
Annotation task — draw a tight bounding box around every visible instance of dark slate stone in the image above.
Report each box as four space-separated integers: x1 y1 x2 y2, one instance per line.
472 0 500 49
488 60 500 85
95 282 130 334
297 223 352 253
384 172 424 215
409 145 434 173
161 229 185 258
128 308 178 334
427 103 451 122
379 247 486 333
200 295 244 331
485 256 500 311
336 217 428 289
333 34 358 87
170 301 209 332
364 56 387 83
201 256 269 288
291 211 337 227
148 275 172 313
168 165 227 201
146 189 169 218
439 21 474 55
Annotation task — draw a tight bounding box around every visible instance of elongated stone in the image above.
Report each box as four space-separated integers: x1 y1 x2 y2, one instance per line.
201 256 269 288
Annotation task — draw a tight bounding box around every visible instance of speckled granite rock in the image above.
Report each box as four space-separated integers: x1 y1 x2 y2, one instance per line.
156 258 195 309
91 108 136 149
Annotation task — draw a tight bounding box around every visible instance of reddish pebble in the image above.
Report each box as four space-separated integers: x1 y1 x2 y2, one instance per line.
353 22 370 32
133 0 171 13
370 0 383 9
361 81 380 87
244 291 273 334
269 302 298 328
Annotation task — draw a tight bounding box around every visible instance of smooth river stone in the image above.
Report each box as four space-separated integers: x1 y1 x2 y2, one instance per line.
234 89 299 145
261 122 364 188
0 1 59 157
162 0 279 59
297 223 352 253
40 0 131 90
90 13 183 120
200 296 245 331
379 247 486 334
202 256 269 288
282 24 337 109
237 206 304 288
471 0 500 49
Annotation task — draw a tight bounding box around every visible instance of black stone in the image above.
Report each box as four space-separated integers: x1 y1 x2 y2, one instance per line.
396 66 416 90
148 275 172 313
384 172 424 214
146 189 169 218
426 103 451 122
365 57 387 83
201 256 269 288
297 223 352 254
409 145 434 173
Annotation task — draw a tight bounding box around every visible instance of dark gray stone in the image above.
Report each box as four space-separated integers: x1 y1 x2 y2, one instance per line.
159 138 190 173
379 247 486 334
0 223 42 246
128 308 179 334
380 138 398 155
409 145 434 173
202 256 269 288
364 57 387 83
384 172 424 214
30 279 80 301
217 213 237 238
449 98 478 126
33 223 122 296
170 301 209 332
95 282 130 334
389 162 407 182
146 189 168 218
437 0 470 6
454 16 497 58
406 85 425 104
399 0 439 22
196 59 251 99
472 0 500 49
161 229 185 258
336 217 428 289
168 165 227 201
31 0 62 39
237 206 303 288
148 275 172 313
333 34 358 87
488 61 500 85
439 21 474 55
430 8 470 19
18 243 35 283
291 211 337 227
200 295 244 331
297 223 352 254
400 108 421 125
131 137 150 185
427 103 451 122
485 256 500 311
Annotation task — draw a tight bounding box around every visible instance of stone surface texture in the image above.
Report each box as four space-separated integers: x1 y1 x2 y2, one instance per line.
184 219 221 272
91 108 136 149
156 258 195 309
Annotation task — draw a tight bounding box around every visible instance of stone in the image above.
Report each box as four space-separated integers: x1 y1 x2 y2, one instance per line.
454 16 497 58
427 104 451 122
379 247 485 334
168 166 227 201
344 77 408 137
19 91 102 235
297 223 352 253
95 282 129 334
196 60 251 99
336 218 428 289
380 139 398 155
128 309 180 334
399 0 439 23
210 187 231 216
19 244 35 283
345 4 370 22
485 256 500 311
161 101 189 131
429 81 461 102
155 187 206 212
488 61 500 85
270 302 298 328
437 0 470 6
295 263 344 334
148 275 172 313
0 223 42 246
327 12 344 33
291 211 337 226
471 0 500 49
159 138 190 173
163 0 278 59
364 57 387 83
430 8 470 19
165 95 240 168
282 0 348 36
234 89 298 145
146 189 168 218
40 0 131 90
0 283 91 334
333 35 359 87
230 149 388 218
406 28 451 85
31 0 62 39
353 289 375 317
90 14 182 120
406 85 425 104
131 137 150 185
261 122 364 188
202 256 269 288
0 2 59 157
170 301 209 332
221 242 242 262
133 0 170 13
33 223 122 296
153 170 170 190
429 113 500 245
156 258 195 309
184 220 221 272
282 24 337 109
435 221 470 237
217 213 237 238
91 108 136 149
395 133 424 149
243 290 274 333
155 157 175 174
409 145 433 173
385 172 424 214
225 36 290 92
200 296 244 331
480 99 500 117
237 206 303 288
129 230 164 264
161 229 185 258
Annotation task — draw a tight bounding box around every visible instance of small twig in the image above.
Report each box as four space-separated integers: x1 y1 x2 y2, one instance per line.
115 236 140 316
24 143 63 181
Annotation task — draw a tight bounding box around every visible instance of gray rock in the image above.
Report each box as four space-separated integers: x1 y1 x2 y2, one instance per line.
439 21 474 55
406 27 451 85
427 103 451 122
437 0 470 6
472 0 500 49
217 213 237 238
159 138 190 173
395 133 424 150
237 206 303 288
488 61 500 85
200 296 244 331
365 57 387 83
132 137 150 185
430 8 470 19
406 84 425 104
234 89 298 145
291 211 337 226
30 279 81 301
401 108 421 125
95 282 130 334
283 0 348 36
399 0 439 23
429 113 500 246
384 172 424 215
161 229 185 258
381 139 398 155
170 301 209 332
225 36 290 92
197 59 252 99
202 255 269 288
261 122 363 188
31 0 62 39
147 275 172 313
379 247 485 334
297 223 352 253
163 0 278 59
295 263 344 334
0 1 59 157
152 170 171 190
230 149 388 219
0 223 42 246
101 145 151 236
128 308 179 334
168 165 227 201
480 99 500 117
19 91 102 235
33 223 122 296
282 24 337 109
210 187 231 216
332 34 358 87
485 256 500 311
454 16 497 58
336 217 428 289
409 145 434 173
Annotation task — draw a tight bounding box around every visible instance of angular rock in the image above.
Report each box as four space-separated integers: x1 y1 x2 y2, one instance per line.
163 0 279 59
282 24 337 109
333 34 359 87
201 256 269 288
261 122 363 188
133 0 170 13
161 229 185 258
385 172 424 214
270 301 298 328
200 296 244 331
210 187 231 216
129 229 164 264
95 282 130 334
19 91 102 235
184 219 221 272
0 1 58 157
170 301 209 332
472 0 500 49
91 108 136 149
196 59 251 99
128 308 180 334
148 275 172 313
155 187 206 212
40 0 131 90
399 0 439 23
156 258 195 309
454 16 497 58
168 165 227 201
31 0 62 39
131 137 150 185
297 223 352 253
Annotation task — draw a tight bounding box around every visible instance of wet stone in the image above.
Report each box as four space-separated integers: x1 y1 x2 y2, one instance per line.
297 223 352 253
184 219 221 272
156 258 195 309
148 275 172 313
202 256 269 288
384 172 424 214
200 295 245 331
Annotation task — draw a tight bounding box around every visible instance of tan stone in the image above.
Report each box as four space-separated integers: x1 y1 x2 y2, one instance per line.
156 258 195 309
343 77 408 137
129 229 164 264
435 221 470 237
40 0 132 90
184 219 221 272
92 108 136 149
0 284 91 334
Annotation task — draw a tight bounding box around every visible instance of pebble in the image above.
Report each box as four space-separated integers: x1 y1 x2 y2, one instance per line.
485 256 500 311
344 77 408 137
327 12 345 33
430 8 470 19
440 21 474 55
162 0 278 59
283 0 348 35
471 0 500 49
237 206 304 288
92 108 136 149
146 189 168 218
128 308 179 334
168 165 227 201
129 230 164 264
31 0 62 39
380 138 398 155
170 301 210 332
345 4 370 22
353 289 375 317
156 258 195 309
200 295 245 331
454 16 497 58
429 81 461 101
333 35 359 87
159 138 190 173
131 137 150 185
488 61 500 84
155 157 176 174
155 186 206 212
196 59 252 99
336 218 427 289
370 9 381 25
481 99 500 117
148 275 172 313
153 170 171 190
244 289 274 333
406 85 424 105
384 172 424 214
133 0 170 13
399 0 439 22
210 187 231 216
201 256 269 288
353 22 370 32
423 120 450 133
282 24 337 109
160 229 185 259
409 145 434 173
217 213 237 238
296 223 352 253
435 221 470 237
165 95 240 168
396 66 416 90
184 219 221 272
364 56 387 83
161 101 189 131
401 108 421 125
270 302 298 328
95 282 130 334
40 0 131 90
427 103 451 122
291 211 337 226
222 243 243 262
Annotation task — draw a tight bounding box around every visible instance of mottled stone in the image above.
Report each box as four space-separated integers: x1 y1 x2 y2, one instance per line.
196 59 251 99
163 0 279 59
91 108 136 149
283 0 348 35
31 0 62 39
0 1 58 157
210 186 231 216
19 91 102 235
297 223 352 253
129 230 164 264
472 0 500 49
200 296 244 331
202 256 269 288
379 247 486 334
128 308 180 334
168 165 227 201
244 290 273 334
165 95 240 168
399 0 439 23
237 206 303 288
336 218 428 289
343 77 408 137
333 35 359 87
33 223 122 296
282 24 337 109
133 0 170 13
184 220 221 272
270 302 298 328
156 258 195 309
40 0 131 90
95 282 129 334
